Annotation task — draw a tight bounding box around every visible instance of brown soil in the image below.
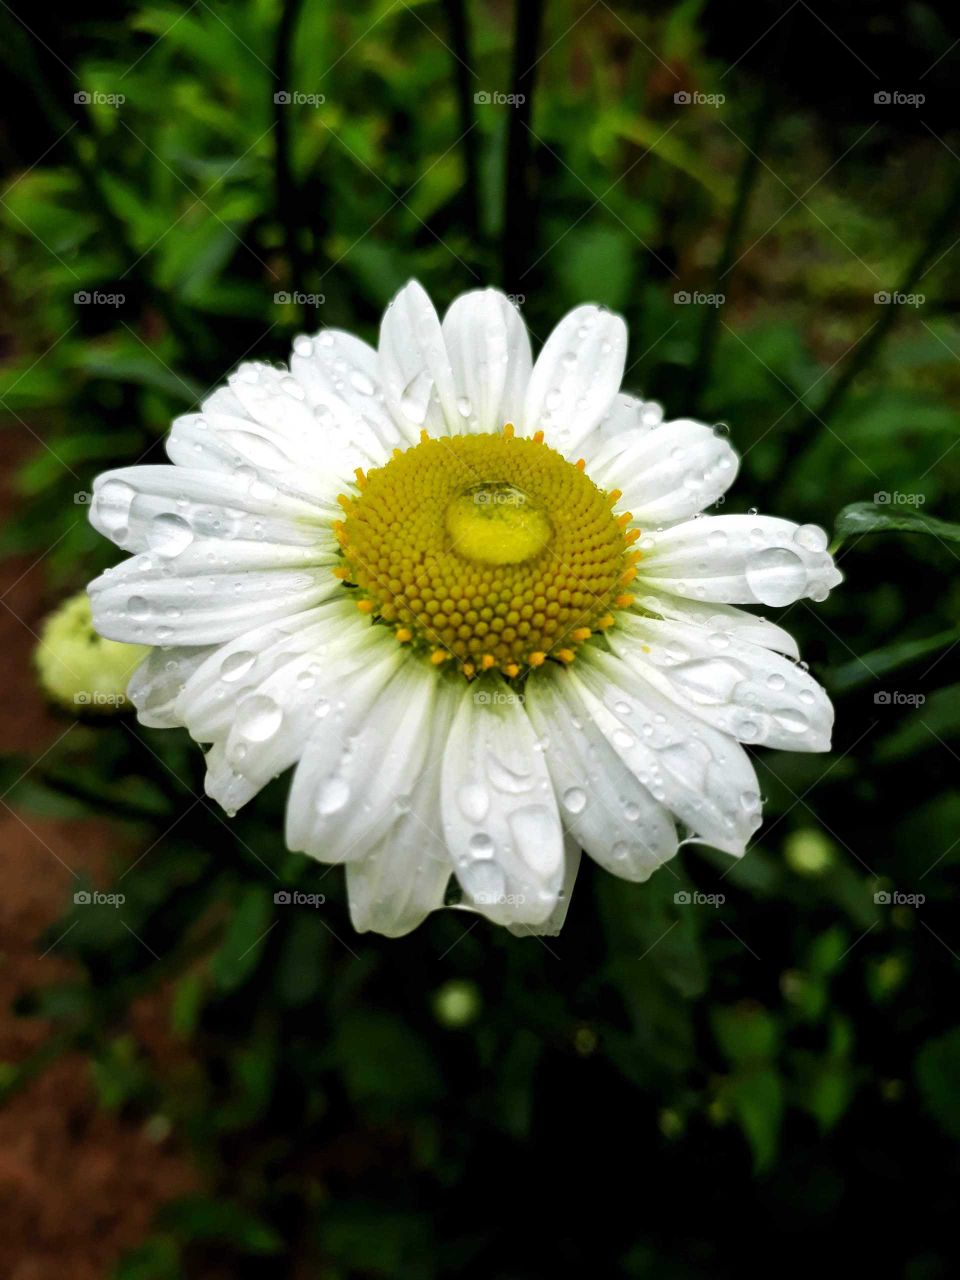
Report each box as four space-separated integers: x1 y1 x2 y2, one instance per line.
0 535 199 1278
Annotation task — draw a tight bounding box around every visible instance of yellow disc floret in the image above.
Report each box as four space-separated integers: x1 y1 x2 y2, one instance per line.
335 426 637 677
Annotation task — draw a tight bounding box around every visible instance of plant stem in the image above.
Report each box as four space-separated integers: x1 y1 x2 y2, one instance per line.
501 0 545 293
800 170 960 432
443 0 480 244
274 0 308 320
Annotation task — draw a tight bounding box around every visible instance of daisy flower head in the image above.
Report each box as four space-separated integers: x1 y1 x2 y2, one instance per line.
87 282 841 937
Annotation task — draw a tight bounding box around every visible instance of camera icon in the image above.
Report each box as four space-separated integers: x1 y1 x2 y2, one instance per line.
474 90 491 104
74 691 91 704
73 491 91 505
74 890 91 905
873 491 891 504
874 890 891 904
674 91 691 104
273 291 292 304
474 690 491 705
74 91 91 104
673 291 691 305
274 890 291 905
874 291 891 304
874 691 891 705
74 291 91 304
874 91 891 105
673 890 691 905
274 91 291 104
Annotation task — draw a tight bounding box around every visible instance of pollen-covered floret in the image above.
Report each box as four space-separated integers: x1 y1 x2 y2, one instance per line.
335 426 640 676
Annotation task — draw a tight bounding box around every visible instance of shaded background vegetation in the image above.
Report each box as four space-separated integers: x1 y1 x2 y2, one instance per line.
2 0 960 1275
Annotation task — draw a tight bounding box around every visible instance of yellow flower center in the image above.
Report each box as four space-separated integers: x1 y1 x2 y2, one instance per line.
334 426 639 678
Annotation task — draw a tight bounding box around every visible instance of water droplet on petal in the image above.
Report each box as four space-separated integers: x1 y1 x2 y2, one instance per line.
236 694 283 741
221 651 256 682
148 513 194 558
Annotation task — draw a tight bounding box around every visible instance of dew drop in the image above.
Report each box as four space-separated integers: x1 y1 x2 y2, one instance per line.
236 694 282 741
221 651 256 682
316 777 350 815
148 513 194 558
562 787 587 814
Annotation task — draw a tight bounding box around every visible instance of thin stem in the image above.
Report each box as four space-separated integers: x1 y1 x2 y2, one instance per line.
800 170 960 432
444 0 480 244
274 0 308 317
690 87 777 406
691 15 792 407
501 0 546 293
0 15 203 356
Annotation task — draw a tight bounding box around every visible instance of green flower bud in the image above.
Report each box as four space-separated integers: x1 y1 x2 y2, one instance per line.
34 591 148 715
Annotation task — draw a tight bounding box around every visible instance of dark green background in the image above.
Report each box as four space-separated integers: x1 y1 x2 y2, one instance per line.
2 1 960 1275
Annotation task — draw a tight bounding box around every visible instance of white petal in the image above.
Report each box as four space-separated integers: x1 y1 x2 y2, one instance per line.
176 601 357 742
88 541 338 646
524 666 678 881
289 329 398 465
523 304 627 456
578 393 663 461
506 834 581 938
630 589 800 659
205 618 394 815
609 612 834 752
285 651 450 862
573 649 763 856
127 645 218 729
441 289 533 432
378 281 459 439
90 465 328 555
440 684 564 926
637 514 842 606
586 417 739 526
346 720 454 937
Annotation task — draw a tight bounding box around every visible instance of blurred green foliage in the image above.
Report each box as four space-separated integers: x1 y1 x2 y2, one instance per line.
3 0 960 1276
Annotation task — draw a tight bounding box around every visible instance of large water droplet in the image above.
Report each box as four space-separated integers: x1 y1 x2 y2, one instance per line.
468 832 495 859
458 783 489 822
148 512 194 558
562 787 587 814
316 777 350 815
236 694 282 741
400 370 434 424
794 523 828 552
221 651 256 682
745 546 807 607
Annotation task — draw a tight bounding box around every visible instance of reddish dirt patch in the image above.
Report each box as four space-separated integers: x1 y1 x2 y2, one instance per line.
0 539 199 1278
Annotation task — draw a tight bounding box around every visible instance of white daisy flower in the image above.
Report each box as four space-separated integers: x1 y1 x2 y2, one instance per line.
87 282 841 938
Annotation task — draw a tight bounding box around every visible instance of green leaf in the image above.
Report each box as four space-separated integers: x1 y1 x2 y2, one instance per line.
915 1028 960 1141
833 501 960 550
